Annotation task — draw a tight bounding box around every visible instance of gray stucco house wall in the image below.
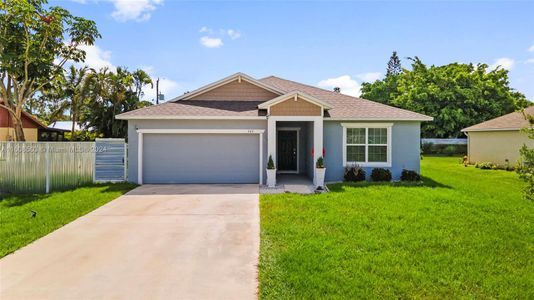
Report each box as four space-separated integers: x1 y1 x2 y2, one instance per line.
323 121 421 181
127 119 421 184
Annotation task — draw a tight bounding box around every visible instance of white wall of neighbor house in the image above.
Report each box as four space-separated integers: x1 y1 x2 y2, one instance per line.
128 119 268 184
467 130 533 165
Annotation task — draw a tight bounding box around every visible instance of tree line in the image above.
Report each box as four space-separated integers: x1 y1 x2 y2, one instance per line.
1 1 531 142
360 52 530 138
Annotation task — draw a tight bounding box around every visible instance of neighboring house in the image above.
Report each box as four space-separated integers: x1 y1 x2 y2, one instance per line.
116 73 432 184
0 102 47 141
48 121 85 132
462 106 534 165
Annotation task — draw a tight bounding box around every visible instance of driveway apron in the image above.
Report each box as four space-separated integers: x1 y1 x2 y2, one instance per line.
0 184 260 300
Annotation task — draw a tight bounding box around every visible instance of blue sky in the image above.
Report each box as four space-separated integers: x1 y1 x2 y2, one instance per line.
54 0 534 102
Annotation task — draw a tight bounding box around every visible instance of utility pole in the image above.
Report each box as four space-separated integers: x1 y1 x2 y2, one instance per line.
155 78 160 104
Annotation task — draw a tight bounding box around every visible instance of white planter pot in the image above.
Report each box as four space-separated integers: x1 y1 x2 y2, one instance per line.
315 167 326 188
266 169 276 188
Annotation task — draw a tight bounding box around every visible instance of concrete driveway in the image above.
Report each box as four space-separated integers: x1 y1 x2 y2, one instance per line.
0 184 260 300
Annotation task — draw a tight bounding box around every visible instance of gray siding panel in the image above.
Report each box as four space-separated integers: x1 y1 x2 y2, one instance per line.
143 134 259 183
324 121 421 181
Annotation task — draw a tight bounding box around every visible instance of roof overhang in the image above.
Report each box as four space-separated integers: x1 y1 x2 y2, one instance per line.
171 72 285 101
325 116 433 122
116 115 266 120
258 91 332 110
0 100 47 129
461 127 522 132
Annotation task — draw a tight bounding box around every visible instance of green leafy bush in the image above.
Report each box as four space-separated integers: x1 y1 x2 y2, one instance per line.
517 144 534 200
421 143 467 155
401 169 421 181
371 168 392 182
475 162 497 170
344 164 366 182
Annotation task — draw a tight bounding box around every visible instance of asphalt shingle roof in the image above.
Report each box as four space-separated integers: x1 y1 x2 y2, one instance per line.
116 100 262 117
462 106 534 132
259 76 432 121
117 74 433 121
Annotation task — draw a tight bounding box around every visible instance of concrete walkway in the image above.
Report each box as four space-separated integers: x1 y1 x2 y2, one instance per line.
0 184 260 300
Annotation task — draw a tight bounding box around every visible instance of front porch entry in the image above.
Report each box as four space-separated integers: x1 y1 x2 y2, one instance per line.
260 174 315 194
267 116 323 186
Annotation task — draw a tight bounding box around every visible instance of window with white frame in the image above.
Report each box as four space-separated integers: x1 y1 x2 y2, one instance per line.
342 123 392 167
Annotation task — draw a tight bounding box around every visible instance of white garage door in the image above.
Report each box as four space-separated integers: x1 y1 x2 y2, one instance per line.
142 133 260 184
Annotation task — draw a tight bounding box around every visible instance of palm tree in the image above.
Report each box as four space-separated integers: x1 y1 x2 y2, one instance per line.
49 65 95 140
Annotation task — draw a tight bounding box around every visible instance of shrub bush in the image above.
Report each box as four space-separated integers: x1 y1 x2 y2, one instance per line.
316 156 325 168
371 168 392 182
267 155 275 169
401 169 421 181
475 162 497 170
344 164 366 182
420 143 467 155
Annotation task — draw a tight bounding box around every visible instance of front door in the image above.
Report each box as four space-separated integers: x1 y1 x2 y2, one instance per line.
277 130 298 173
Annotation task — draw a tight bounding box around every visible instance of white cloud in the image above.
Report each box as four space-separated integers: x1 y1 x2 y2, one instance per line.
200 36 223 48
489 57 515 70
528 44 534 52
227 29 241 40
110 0 163 22
525 58 534 64
199 26 212 34
318 75 361 97
198 27 241 48
76 45 115 71
356 72 382 83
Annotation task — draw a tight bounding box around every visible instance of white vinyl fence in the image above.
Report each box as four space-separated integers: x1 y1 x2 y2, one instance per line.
0 140 126 194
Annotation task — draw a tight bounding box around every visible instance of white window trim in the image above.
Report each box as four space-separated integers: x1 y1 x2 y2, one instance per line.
341 123 393 168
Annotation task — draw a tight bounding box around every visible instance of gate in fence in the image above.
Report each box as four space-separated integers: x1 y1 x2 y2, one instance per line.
0 139 127 194
94 139 127 182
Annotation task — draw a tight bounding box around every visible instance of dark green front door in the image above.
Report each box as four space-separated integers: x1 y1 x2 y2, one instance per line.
277 130 298 172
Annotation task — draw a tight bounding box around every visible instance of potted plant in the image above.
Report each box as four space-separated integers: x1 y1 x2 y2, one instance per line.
315 156 326 188
266 155 276 187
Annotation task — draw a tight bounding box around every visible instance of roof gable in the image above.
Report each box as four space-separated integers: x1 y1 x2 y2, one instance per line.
173 73 284 101
258 91 332 110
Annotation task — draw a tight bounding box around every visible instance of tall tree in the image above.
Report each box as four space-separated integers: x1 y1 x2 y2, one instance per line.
360 51 403 104
361 57 529 137
47 65 95 140
386 51 402 77
0 0 100 141
83 67 152 138
132 69 153 101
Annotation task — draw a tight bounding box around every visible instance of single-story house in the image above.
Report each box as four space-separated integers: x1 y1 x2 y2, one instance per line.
116 73 432 185
462 106 534 165
0 102 47 141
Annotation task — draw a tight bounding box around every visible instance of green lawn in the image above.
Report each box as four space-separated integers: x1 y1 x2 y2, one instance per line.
0 183 136 258
260 157 534 299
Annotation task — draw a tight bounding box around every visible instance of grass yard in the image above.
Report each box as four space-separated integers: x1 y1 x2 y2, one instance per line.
0 183 136 258
260 157 534 299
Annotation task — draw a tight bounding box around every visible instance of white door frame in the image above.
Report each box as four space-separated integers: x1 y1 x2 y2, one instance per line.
276 127 300 174
136 129 265 185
